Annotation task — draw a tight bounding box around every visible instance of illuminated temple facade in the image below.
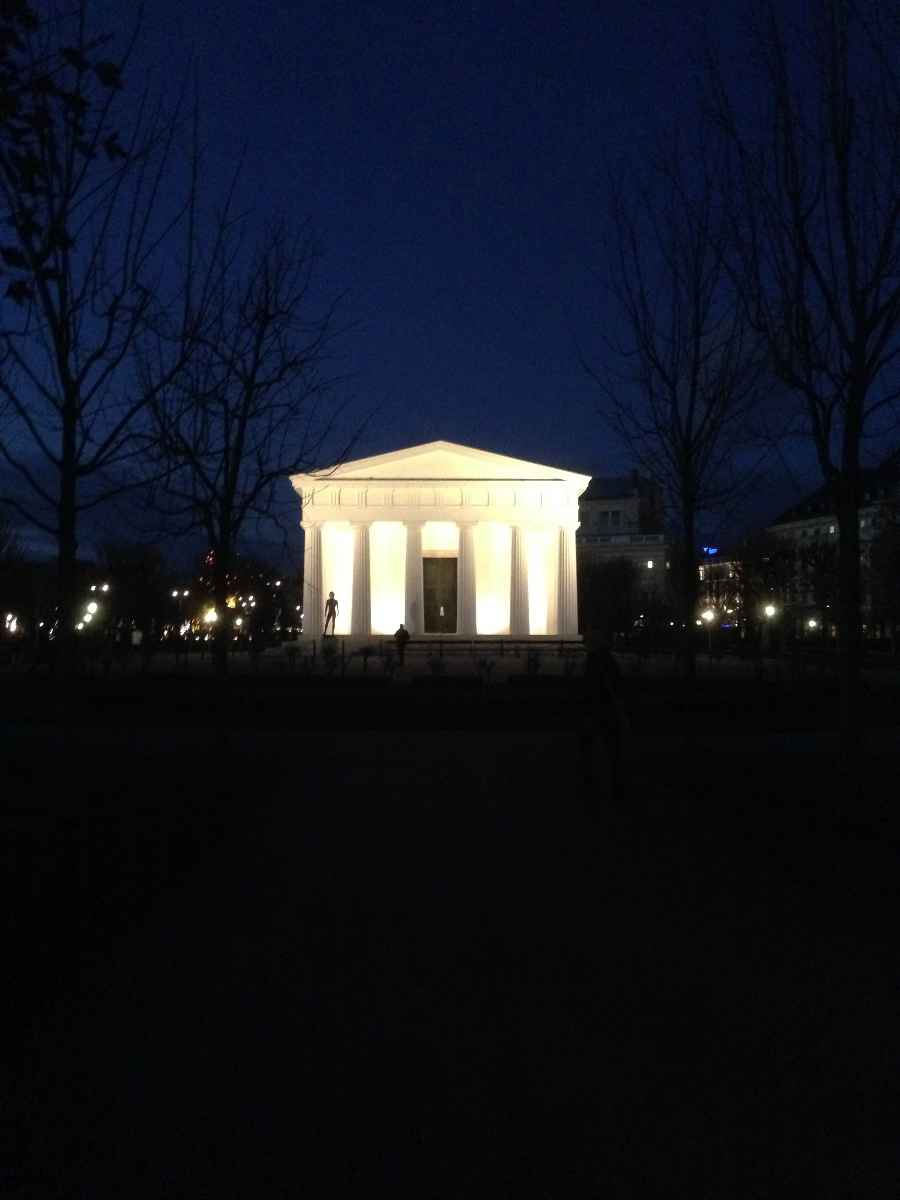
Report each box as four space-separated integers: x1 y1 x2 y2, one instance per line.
291 441 591 638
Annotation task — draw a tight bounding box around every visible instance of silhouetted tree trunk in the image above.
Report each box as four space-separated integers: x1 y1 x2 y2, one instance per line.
707 0 900 767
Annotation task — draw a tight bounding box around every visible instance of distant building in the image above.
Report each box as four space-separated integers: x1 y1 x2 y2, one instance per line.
577 471 668 574
767 452 900 637
697 550 742 622
576 471 670 633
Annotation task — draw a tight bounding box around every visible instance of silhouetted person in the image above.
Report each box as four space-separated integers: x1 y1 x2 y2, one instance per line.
323 591 338 636
578 632 629 804
394 622 410 665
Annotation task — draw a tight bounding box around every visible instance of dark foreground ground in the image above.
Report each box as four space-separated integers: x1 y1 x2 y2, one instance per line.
5 673 900 1196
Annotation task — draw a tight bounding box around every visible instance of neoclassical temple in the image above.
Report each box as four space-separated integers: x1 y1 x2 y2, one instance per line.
291 441 591 638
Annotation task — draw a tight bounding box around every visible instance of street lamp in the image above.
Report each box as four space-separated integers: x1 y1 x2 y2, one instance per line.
761 603 778 656
701 607 716 657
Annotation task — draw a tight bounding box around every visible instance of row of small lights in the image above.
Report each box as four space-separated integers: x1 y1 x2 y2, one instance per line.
694 605 818 630
199 581 285 626
76 582 111 631
11 576 297 636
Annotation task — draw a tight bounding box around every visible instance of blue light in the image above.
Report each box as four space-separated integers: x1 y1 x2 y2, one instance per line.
702 545 719 556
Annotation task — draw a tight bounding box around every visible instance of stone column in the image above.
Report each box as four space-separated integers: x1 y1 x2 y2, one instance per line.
351 522 371 637
545 529 559 635
458 522 477 636
557 524 578 637
404 521 424 633
509 524 529 637
302 523 322 635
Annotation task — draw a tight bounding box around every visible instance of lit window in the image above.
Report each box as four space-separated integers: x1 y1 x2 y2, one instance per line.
646 559 654 569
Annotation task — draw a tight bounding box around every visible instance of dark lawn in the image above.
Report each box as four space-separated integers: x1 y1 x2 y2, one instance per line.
6 681 899 1196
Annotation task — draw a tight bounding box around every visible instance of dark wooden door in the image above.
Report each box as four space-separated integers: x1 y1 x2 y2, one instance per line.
423 558 458 633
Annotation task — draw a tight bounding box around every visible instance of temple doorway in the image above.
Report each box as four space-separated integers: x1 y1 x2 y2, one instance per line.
423 557 457 633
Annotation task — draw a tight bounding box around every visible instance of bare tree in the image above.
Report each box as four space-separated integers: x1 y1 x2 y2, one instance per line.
0 2 207 669
587 148 767 678
147 220 355 674
706 0 900 755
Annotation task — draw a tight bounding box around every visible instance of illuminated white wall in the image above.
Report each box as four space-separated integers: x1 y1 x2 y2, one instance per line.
321 522 353 634
370 522 406 634
475 523 511 634
526 529 553 635
293 441 593 641
422 521 459 556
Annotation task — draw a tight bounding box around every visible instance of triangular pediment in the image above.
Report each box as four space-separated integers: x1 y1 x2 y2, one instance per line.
292 441 590 486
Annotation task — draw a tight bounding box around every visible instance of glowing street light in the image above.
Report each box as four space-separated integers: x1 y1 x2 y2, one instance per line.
83 612 93 623
701 608 716 657
808 618 818 630
87 601 98 614
101 583 110 593
172 590 179 598
204 608 218 623
764 604 776 618
235 617 243 627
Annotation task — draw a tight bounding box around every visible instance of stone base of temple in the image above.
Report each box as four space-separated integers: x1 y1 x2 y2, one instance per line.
270 634 586 678
299 633 584 646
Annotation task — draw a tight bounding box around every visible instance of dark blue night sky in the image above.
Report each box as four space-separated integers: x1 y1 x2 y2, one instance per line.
124 0 724 469
19 1 819 562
